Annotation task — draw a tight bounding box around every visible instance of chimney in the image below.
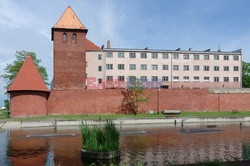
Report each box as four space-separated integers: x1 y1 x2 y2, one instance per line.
107 40 111 49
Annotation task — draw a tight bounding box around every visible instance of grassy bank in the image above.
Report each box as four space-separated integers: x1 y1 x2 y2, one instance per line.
1 111 250 122
0 109 8 120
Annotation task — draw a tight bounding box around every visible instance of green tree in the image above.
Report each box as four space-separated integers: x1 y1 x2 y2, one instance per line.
242 61 250 88
1 50 49 89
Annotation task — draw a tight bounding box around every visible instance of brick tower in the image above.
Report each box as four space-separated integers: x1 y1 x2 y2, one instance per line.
52 6 88 90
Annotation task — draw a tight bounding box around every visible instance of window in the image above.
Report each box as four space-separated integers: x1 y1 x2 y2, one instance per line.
173 76 179 81
72 33 77 42
183 54 189 60
152 76 158 81
118 76 125 81
98 66 102 71
106 76 113 81
162 76 168 81
214 66 219 71
98 78 102 84
162 65 168 70
107 52 113 58
152 65 158 70
129 52 136 58
140 76 147 81
214 55 219 60
118 52 124 58
204 55 210 60
152 53 158 59
234 77 239 82
173 53 179 59
204 77 210 82
173 65 179 70
194 76 199 81
224 55 229 60
141 64 147 70
204 66 210 71
98 54 102 60
183 65 189 71
183 76 189 81
194 54 199 60
224 77 229 82
214 77 219 82
162 53 169 59
234 66 239 71
129 76 136 82
118 64 124 70
106 64 113 70
63 33 67 42
194 65 200 71
141 52 147 58
234 56 239 61
224 66 229 71
129 64 136 70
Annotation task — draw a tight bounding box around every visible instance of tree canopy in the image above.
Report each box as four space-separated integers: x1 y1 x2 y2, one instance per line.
2 50 49 90
242 61 250 88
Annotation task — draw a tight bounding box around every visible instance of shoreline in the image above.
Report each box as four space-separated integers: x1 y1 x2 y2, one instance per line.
1 116 250 129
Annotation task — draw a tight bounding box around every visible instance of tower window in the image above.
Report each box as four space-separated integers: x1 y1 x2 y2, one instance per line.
63 33 67 42
72 33 77 42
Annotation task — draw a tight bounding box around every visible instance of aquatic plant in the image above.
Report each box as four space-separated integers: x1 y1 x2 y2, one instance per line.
81 120 119 152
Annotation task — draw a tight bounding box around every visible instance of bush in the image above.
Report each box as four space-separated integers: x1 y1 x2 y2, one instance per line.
81 120 119 152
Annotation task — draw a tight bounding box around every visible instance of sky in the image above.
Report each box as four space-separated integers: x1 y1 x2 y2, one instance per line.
0 0 250 106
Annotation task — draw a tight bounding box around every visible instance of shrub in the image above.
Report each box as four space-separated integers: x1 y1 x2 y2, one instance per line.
81 120 119 152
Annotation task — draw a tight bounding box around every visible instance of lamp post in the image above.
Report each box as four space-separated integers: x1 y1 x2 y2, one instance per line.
157 88 161 114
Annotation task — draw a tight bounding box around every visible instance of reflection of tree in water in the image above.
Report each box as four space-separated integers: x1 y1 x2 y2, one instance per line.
242 142 250 160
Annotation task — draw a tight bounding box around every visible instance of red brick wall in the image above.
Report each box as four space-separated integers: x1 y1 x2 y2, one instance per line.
10 91 49 118
47 89 250 115
53 29 86 90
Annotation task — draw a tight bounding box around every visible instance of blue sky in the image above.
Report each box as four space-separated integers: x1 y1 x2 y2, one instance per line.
0 0 250 106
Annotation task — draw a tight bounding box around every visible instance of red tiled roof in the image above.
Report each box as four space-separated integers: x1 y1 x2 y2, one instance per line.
53 6 87 30
86 39 102 51
7 56 49 93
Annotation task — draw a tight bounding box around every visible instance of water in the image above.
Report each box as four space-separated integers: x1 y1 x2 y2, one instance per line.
1 124 250 165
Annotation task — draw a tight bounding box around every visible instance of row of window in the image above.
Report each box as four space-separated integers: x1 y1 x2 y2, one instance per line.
62 33 77 42
103 52 239 61
99 64 239 71
103 76 239 82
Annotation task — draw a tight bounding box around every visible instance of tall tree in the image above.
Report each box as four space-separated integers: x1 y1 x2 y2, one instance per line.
2 50 49 90
242 61 250 88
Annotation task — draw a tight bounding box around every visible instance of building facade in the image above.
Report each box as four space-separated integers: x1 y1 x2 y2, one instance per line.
86 47 242 89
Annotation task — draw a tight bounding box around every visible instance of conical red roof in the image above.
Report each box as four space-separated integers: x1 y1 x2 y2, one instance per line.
7 56 49 93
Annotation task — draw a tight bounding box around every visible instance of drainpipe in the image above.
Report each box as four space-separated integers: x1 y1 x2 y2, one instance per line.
218 93 220 112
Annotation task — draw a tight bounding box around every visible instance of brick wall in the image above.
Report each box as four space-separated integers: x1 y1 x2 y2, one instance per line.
47 89 250 115
53 29 86 90
10 91 49 118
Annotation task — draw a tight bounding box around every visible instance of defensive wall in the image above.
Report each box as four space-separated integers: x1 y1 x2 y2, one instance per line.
46 89 250 116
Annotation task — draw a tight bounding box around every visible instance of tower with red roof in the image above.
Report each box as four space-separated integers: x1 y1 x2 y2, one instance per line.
51 6 89 90
7 56 50 118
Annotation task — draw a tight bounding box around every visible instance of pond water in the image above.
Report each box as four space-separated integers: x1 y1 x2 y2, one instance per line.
1 123 250 165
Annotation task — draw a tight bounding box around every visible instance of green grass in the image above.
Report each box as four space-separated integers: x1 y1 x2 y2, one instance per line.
81 120 119 152
3 111 250 122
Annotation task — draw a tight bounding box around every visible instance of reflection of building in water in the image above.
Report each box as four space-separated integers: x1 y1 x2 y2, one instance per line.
8 130 49 166
119 127 249 165
0 130 11 165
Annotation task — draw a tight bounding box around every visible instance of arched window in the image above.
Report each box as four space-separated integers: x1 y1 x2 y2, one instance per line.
63 33 67 42
72 33 77 42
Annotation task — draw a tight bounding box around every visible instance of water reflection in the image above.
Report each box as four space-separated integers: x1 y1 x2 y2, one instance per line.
1 124 250 165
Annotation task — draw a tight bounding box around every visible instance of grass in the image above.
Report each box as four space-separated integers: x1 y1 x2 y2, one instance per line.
2 110 250 122
81 120 119 152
